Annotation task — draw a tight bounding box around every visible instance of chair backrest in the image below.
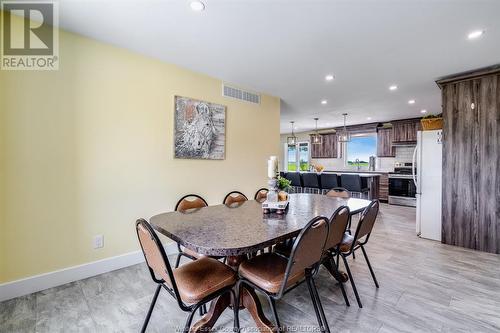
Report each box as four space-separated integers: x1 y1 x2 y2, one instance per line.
285 172 302 187
302 173 320 188
320 173 339 190
340 174 362 192
223 191 248 205
175 194 208 212
254 188 269 203
135 219 177 290
325 206 351 250
279 216 329 296
326 187 350 198
353 200 379 244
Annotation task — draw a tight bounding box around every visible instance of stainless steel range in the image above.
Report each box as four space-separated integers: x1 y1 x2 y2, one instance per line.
388 166 417 207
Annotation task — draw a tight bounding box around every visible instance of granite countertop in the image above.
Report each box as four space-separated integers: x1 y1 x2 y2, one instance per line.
150 193 371 257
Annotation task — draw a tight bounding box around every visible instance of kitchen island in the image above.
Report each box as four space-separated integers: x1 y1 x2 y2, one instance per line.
295 171 383 200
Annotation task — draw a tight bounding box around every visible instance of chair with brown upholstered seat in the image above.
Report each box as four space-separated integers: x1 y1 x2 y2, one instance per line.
135 219 239 333
321 205 351 306
174 194 209 268
335 200 380 308
326 187 350 198
254 188 269 203
223 191 248 206
235 216 331 333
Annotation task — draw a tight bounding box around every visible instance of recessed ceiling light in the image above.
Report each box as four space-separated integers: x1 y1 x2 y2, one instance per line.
321 100 327 105
408 99 416 104
325 74 335 81
420 109 427 114
389 85 398 91
467 29 485 40
367 117 372 120
190 0 205 11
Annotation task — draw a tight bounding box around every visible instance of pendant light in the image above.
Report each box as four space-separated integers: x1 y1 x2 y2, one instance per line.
311 118 322 145
337 113 351 143
287 121 297 145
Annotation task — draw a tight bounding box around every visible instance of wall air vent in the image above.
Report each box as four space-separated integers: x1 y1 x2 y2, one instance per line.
222 84 261 104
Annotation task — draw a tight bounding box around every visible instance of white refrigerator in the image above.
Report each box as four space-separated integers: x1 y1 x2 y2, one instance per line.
413 130 442 241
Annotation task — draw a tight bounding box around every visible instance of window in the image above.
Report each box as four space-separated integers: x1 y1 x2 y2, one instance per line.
346 134 377 167
285 142 310 171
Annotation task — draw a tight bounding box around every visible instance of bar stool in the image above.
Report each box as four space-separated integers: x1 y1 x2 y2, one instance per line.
302 173 320 193
340 174 369 198
320 173 340 194
285 172 302 193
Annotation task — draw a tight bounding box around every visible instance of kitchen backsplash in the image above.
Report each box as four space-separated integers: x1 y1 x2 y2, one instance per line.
395 146 415 163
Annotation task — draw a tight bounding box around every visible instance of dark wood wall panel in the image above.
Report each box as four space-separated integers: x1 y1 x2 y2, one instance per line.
440 68 500 254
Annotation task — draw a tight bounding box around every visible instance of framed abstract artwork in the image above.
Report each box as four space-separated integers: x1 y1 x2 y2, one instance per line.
174 96 226 160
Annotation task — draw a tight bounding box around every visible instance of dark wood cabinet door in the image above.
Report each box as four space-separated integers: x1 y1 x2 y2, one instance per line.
377 128 395 157
322 133 338 158
442 79 481 251
392 120 419 143
310 135 321 158
477 74 500 253
310 133 339 158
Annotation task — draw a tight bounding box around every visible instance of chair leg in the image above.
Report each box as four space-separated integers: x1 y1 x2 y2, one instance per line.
310 277 331 333
341 255 362 308
232 287 240 332
267 296 281 331
183 307 198 333
141 284 161 333
331 256 350 307
305 276 324 332
360 245 379 288
175 253 182 268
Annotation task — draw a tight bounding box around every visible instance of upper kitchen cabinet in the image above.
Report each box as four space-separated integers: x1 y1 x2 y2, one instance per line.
437 65 500 254
392 119 421 143
310 133 340 158
377 127 395 157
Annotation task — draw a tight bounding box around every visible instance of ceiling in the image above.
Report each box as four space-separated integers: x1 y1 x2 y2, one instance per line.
56 0 500 133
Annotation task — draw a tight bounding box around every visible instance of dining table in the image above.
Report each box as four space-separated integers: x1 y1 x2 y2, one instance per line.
150 193 371 333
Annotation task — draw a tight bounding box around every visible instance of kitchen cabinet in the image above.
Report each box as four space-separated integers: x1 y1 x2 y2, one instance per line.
437 66 500 254
392 119 420 143
310 133 340 158
376 128 395 157
378 173 389 202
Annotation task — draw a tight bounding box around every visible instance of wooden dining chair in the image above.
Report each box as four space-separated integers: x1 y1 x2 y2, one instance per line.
223 191 248 206
235 216 331 333
336 200 380 308
325 187 350 198
174 194 208 268
254 188 269 203
135 219 238 333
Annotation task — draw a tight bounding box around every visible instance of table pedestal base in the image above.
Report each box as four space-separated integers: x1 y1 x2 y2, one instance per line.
190 255 276 333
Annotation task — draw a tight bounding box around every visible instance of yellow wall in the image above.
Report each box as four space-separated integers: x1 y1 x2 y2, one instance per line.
0 17 280 283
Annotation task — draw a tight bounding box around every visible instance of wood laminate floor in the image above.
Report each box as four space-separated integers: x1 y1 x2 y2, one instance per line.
1 204 500 332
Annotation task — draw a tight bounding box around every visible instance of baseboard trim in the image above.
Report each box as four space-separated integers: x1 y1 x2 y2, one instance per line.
0 243 178 302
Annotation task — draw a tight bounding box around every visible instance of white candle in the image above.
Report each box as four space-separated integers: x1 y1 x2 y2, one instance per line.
267 159 274 178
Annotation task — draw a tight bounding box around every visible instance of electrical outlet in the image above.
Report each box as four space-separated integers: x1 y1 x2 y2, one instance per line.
93 235 104 249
